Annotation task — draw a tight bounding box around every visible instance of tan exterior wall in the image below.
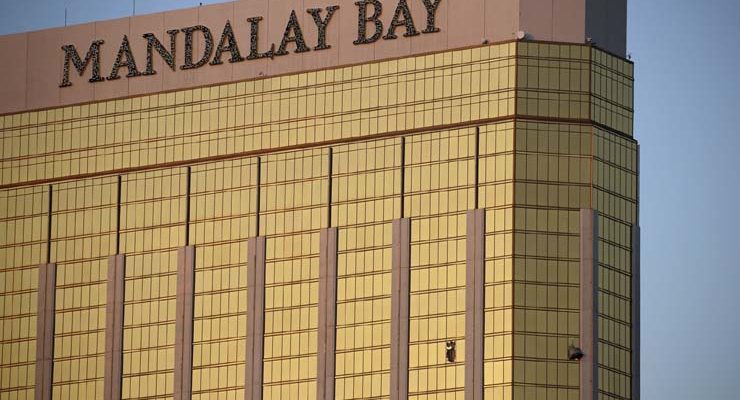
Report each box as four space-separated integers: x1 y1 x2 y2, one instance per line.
0 0 626 114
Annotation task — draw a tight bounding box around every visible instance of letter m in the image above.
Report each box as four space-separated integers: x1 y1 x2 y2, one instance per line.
59 40 105 87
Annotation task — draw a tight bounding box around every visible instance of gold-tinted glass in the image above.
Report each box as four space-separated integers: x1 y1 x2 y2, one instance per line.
0 187 46 399
516 43 592 122
591 49 634 136
190 159 257 399
0 44 516 187
515 42 634 138
405 129 473 398
50 178 117 398
479 123 515 399
0 41 635 400
260 149 326 400
333 139 400 399
593 128 637 399
119 169 186 399
511 118 636 399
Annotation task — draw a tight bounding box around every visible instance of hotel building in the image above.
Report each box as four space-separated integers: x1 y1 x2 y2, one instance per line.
0 0 638 399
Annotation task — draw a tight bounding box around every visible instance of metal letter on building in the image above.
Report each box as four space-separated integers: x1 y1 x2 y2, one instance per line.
465 209 485 400
580 209 599 400
390 218 411 400
35 263 56 400
174 246 196 400
104 255 126 400
245 237 267 400
317 228 339 400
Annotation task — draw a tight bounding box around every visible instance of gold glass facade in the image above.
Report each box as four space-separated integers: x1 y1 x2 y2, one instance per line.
191 159 256 400
332 139 397 399
0 187 46 399
51 177 117 399
0 41 636 400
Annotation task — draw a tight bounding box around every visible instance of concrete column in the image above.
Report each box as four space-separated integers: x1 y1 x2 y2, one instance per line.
580 209 599 400
245 237 266 400
174 246 196 400
317 228 339 400
34 263 56 400
390 218 411 400
465 209 485 400
631 224 641 400
104 255 126 400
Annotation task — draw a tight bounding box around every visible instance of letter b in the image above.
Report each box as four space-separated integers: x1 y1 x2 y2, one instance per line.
354 0 383 45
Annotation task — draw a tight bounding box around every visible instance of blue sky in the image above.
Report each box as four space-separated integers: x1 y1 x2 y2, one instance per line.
1 0 739 398
631 1 740 398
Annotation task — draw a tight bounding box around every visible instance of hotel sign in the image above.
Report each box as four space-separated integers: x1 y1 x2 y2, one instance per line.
59 0 443 87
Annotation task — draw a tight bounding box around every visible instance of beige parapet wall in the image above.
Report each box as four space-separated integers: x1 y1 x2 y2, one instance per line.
0 0 625 115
